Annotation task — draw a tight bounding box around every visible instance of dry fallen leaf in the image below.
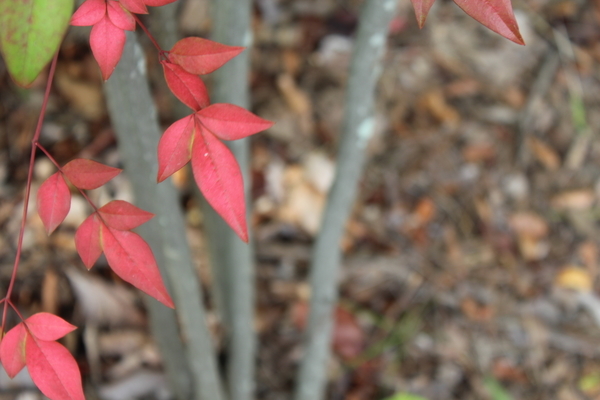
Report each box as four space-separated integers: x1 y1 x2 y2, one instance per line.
528 137 561 170
555 266 592 292
551 190 595 210
508 212 549 239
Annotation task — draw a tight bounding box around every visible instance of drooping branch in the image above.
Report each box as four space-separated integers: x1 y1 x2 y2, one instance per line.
294 1 397 399
104 32 226 400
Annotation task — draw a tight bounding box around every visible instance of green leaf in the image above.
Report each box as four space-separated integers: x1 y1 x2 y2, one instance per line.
382 393 429 400
484 376 513 400
0 0 74 87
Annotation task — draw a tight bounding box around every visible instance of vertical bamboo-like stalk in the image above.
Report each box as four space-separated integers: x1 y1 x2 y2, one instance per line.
104 32 226 400
201 0 256 399
294 1 397 399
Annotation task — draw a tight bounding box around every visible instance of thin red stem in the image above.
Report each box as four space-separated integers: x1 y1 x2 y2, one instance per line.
1 53 59 335
134 15 164 53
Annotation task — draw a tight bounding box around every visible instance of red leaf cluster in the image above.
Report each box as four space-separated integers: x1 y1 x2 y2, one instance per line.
410 0 524 45
37 159 174 308
71 0 177 79
0 313 84 400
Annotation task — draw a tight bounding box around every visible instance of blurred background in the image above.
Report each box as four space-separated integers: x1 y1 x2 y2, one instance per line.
1 0 600 399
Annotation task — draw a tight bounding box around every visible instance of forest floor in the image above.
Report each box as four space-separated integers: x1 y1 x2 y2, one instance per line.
2 0 600 399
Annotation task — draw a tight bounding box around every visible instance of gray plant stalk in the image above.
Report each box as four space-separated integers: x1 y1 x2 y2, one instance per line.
104 32 226 400
200 0 256 399
294 0 397 399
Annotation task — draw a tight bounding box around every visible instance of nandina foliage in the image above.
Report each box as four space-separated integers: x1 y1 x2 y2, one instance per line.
36 158 174 308
410 0 524 45
0 313 84 400
71 0 176 79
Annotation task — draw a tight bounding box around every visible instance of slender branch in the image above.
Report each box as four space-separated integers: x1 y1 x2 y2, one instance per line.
2 53 59 334
294 1 397 399
201 0 256 399
103 32 226 400
134 15 164 54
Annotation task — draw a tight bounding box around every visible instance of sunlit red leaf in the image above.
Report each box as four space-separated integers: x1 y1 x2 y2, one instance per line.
71 0 106 26
157 115 195 182
62 159 122 190
453 0 524 44
90 15 126 80
26 336 85 400
196 103 274 141
168 37 244 75
75 213 103 269
37 172 71 234
410 0 436 28
191 125 248 242
119 0 148 14
162 61 210 111
101 225 174 308
25 313 77 342
0 323 26 378
107 1 136 31
98 200 154 231
144 0 177 6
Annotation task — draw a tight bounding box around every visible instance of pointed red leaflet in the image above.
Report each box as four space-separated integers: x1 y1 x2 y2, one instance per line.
144 0 177 6
98 200 154 231
25 313 77 341
119 0 148 14
71 0 106 26
162 61 210 111
101 225 174 308
191 125 248 242
196 103 274 141
62 159 122 190
168 37 245 75
26 336 85 400
157 115 195 182
37 172 71 234
410 0 436 28
453 0 524 44
0 323 27 378
75 213 103 269
90 15 126 80
107 1 136 31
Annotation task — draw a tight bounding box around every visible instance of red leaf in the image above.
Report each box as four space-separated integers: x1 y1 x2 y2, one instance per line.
107 1 136 31
101 225 174 308
191 125 248 242
75 213 103 269
37 172 71 234
62 159 122 190
410 0 436 28
71 0 106 26
168 37 244 75
144 0 177 5
26 336 85 400
0 323 26 378
98 200 154 230
161 61 210 111
25 313 76 341
453 0 524 44
157 115 195 182
90 16 126 80
119 0 148 14
196 103 274 141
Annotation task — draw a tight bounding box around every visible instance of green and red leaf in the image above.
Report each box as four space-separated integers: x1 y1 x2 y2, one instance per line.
410 0 436 28
0 0 74 87
453 0 524 45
